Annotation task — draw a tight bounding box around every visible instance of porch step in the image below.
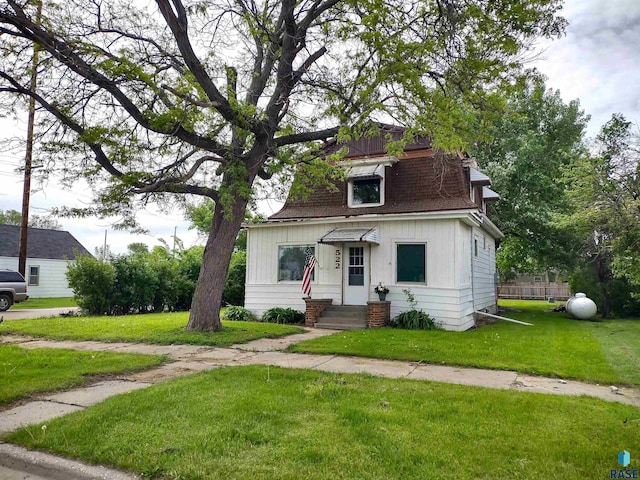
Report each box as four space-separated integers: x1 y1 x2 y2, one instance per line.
315 305 368 330
315 319 367 330
321 305 367 318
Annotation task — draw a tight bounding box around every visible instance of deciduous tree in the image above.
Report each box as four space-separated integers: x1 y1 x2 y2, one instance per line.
470 75 588 280
0 0 566 330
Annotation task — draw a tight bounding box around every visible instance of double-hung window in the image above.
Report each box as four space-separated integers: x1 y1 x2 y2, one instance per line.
278 245 315 281
28 266 40 286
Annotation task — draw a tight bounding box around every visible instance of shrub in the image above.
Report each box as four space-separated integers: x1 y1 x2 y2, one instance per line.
390 288 440 330
66 255 115 315
570 265 640 317
222 251 246 306
262 307 305 324
390 310 439 330
110 254 157 315
222 305 257 322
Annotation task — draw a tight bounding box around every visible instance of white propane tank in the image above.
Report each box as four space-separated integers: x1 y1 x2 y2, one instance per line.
566 293 597 320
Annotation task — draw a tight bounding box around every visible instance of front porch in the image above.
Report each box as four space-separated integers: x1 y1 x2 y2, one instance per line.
304 298 390 330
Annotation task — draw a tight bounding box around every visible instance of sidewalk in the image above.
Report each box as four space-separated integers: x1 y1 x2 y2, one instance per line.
1 308 80 321
1 329 639 478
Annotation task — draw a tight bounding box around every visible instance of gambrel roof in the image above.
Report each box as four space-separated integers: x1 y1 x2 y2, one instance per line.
0 224 92 260
270 125 486 221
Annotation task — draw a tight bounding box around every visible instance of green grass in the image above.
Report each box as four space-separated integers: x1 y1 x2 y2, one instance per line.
12 297 77 309
290 300 640 385
586 319 640 386
0 345 164 405
6 366 639 480
0 311 303 346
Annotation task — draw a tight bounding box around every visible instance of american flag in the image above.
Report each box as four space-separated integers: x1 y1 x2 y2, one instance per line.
301 246 316 297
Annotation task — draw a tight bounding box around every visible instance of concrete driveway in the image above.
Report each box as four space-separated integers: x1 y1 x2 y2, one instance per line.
1 307 80 320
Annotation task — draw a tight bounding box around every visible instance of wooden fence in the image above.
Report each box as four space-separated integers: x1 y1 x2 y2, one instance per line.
498 283 571 301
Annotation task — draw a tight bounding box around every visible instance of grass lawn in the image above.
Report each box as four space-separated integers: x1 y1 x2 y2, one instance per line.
0 312 303 346
0 345 164 405
5 366 639 480
290 300 640 385
12 297 77 310
586 318 640 386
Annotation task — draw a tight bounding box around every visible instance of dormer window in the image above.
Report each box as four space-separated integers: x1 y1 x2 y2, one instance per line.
345 158 396 208
352 177 381 205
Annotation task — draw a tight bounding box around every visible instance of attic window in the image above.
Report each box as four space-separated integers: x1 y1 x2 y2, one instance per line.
347 166 385 207
352 178 381 205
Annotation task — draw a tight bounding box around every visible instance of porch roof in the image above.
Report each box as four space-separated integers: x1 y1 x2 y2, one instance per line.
318 227 380 245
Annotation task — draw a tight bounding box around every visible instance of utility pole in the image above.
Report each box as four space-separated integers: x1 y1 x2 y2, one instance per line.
18 0 42 276
173 226 177 256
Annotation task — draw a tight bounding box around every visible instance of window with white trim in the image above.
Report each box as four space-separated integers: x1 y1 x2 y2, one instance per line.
278 245 315 281
28 265 40 286
396 244 426 283
352 178 381 204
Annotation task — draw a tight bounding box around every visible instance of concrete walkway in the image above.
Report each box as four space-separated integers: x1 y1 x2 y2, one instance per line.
1 329 639 478
1 308 80 320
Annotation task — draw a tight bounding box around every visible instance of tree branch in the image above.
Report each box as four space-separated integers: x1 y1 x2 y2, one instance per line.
2 0 229 156
0 72 125 179
273 126 340 147
155 0 261 135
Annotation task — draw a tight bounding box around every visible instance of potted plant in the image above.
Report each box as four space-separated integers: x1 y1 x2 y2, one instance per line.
374 282 390 301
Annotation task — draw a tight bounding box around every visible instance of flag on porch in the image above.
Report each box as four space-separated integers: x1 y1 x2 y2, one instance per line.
301 246 316 297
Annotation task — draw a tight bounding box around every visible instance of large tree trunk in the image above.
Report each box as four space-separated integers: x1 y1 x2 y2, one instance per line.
186 193 249 331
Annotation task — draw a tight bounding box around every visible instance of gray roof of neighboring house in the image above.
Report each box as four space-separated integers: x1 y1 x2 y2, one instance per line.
0 224 93 260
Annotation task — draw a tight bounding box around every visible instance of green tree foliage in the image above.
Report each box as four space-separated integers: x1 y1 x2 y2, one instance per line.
186 200 264 251
0 0 567 331
222 251 246 307
66 246 204 315
470 76 588 280
66 256 116 315
563 114 640 316
0 209 62 230
66 244 247 314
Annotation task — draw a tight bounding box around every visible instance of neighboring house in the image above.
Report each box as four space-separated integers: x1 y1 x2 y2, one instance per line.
0 224 92 297
245 125 503 331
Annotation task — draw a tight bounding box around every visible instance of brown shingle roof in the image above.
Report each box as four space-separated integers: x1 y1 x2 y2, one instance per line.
323 124 432 158
270 151 477 220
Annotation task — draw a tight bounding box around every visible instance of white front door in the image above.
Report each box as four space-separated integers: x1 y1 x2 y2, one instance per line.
343 243 370 305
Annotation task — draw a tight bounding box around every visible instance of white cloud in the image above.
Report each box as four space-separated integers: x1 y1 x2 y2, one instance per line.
533 0 640 136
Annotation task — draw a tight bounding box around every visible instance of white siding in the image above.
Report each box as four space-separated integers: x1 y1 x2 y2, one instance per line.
471 227 498 312
245 217 498 330
0 257 74 297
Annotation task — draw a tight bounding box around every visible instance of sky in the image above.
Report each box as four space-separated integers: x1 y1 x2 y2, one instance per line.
1 0 639 254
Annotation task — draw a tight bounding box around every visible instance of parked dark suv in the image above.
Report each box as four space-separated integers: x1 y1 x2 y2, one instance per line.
0 270 29 311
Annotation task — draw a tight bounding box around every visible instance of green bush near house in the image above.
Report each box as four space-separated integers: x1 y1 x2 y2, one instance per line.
261 307 305 324
66 244 248 315
222 251 246 307
390 310 439 330
390 288 440 330
221 305 257 322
